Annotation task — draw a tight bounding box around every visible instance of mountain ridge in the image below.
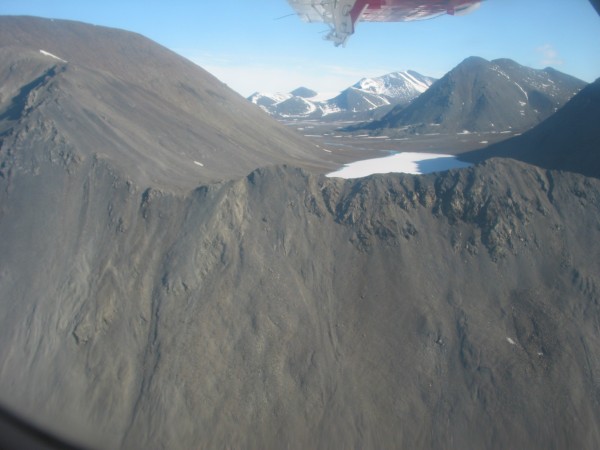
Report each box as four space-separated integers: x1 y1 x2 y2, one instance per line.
248 70 436 121
355 56 586 136
2 151 600 448
0 15 335 190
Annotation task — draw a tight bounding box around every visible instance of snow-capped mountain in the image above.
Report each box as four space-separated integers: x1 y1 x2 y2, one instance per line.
248 70 436 121
350 70 433 100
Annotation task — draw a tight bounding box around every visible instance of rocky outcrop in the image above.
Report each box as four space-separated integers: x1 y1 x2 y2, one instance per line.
2 148 600 448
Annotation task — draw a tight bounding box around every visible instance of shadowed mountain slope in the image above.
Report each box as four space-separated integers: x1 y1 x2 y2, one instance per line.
0 16 333 190
1 15 600 450
461 78 600 178
357 56 585 136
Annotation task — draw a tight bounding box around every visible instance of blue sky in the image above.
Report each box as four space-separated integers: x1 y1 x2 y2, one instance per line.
2 0 600 96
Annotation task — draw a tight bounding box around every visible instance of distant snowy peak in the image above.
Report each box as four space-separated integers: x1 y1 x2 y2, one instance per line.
248 70 436 121
353 71 435 97
248 90 322 117
291 87 318 98
248 92 292 109
276 95 319 116
326 70 436 118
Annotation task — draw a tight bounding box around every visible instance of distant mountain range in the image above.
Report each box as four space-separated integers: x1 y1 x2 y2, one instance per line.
357 56 586 136
251 57 586 137
248 70 436 121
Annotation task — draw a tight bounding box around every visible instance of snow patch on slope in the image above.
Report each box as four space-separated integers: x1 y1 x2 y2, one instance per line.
327 152 472 179
39 49 67 63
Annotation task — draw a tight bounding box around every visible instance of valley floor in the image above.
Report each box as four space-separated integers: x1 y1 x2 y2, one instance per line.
282 118 525 168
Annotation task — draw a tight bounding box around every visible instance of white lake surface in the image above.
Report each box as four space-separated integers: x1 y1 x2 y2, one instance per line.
326 152 472 179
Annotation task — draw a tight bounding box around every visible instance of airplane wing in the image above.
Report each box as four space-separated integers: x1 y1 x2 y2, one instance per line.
287 0 482 46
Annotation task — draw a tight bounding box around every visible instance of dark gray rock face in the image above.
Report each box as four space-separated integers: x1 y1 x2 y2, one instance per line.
1 16 600 450
2 156 600 449
361 56 586 136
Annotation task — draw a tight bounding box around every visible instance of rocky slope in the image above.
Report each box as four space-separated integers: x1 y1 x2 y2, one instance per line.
1 16 600 450
2 155 600 449
248 70 435 121
0 16 334 190
461 77 600 178
357 56 586 136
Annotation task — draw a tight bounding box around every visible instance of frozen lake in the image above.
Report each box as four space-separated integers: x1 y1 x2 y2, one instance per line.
326 152 472 179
